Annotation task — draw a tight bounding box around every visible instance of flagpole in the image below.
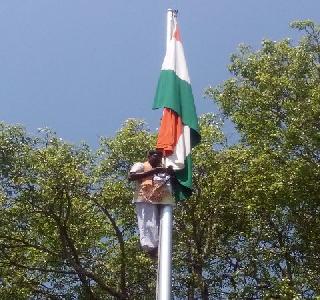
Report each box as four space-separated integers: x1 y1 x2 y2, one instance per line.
156 9 177 300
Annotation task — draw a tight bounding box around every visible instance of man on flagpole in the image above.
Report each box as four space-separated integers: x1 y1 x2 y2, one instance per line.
128 150 175 259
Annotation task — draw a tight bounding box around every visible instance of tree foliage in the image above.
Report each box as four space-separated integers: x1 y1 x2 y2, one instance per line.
205 19 320 299
0 121 157 299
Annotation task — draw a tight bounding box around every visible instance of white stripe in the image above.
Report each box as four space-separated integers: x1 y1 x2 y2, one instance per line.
165 126 191 170
161 20 191 84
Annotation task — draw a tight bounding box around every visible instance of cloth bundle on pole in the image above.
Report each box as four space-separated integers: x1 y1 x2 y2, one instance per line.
153 10 201 201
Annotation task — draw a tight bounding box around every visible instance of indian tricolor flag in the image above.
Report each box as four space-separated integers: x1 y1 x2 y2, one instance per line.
153 12 201 201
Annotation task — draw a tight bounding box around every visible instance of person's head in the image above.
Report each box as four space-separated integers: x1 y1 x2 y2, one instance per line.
147 150 163 167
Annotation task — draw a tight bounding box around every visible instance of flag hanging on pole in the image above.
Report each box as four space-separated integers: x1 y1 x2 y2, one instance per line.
153 11 201 201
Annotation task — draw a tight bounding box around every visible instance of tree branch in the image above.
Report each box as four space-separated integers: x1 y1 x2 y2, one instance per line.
90 198 128 298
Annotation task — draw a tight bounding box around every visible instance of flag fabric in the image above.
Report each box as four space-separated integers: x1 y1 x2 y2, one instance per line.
153 14 201 201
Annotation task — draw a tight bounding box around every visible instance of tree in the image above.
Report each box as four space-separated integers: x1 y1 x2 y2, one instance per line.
0 121 158 299
205 20 320 298
0 115 236 299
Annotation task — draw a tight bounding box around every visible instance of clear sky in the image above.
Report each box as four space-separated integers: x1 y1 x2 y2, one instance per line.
0 1 319 146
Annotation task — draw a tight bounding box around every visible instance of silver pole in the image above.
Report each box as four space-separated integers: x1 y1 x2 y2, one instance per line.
156 9 177 300
166 9 174 51
157 205 173 300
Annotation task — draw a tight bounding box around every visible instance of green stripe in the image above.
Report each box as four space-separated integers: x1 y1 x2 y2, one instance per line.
173 155 193 201
153 70 201 145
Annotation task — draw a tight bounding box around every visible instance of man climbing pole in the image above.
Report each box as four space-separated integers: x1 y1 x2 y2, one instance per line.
128 150 175 258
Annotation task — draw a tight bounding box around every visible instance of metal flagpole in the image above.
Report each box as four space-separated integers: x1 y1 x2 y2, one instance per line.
156 9 177 300
157 204 173 299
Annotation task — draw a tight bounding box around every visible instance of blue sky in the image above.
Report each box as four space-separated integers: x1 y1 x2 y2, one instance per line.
0 1 319 146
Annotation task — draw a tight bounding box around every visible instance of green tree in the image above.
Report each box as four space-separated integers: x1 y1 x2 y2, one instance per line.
205 19 320 298
0 121 158 299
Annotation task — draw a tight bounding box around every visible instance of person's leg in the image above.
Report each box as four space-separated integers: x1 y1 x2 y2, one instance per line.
135 202 160 253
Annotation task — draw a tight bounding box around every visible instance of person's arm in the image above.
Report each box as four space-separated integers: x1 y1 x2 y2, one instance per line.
166 166 178 186
128 167 167 181
166 165 175 176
